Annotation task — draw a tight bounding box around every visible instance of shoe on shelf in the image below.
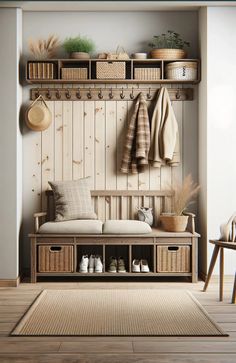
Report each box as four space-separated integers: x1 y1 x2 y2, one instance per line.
132 259 140 273
140 259 150 273
94 255 103 273
108 257 117 273
117 257 126 273
79 255 89 273
88 255 95 273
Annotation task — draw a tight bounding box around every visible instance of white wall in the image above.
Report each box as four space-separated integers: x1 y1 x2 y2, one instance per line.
22 11 198 58
0 8 22 280
199 7 236 275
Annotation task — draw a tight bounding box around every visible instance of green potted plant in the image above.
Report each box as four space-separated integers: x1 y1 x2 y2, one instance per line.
160 174 200 232
148 30 190 60
63 36 95 59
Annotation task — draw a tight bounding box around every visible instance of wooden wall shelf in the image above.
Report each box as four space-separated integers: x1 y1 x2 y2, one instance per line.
26 58 201 85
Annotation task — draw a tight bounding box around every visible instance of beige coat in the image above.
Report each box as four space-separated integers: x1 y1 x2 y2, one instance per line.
121 93 150 174
149 87 180 167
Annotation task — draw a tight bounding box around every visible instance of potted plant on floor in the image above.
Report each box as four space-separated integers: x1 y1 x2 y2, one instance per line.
148 30 190 60
63 36 95 59
160 174 200 232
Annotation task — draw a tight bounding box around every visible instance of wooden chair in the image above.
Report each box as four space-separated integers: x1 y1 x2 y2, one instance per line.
203 240 236 303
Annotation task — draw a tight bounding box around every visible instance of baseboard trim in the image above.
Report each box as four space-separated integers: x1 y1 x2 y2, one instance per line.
0 276 20 287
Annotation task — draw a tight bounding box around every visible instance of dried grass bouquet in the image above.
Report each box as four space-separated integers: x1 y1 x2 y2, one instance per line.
28 35 60 59
171 174 200 215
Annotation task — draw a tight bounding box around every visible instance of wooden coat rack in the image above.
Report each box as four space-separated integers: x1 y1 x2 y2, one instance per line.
30 87 193 102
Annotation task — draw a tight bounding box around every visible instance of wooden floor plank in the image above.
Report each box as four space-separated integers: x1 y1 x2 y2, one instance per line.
0 353 236 363
0 280 235 363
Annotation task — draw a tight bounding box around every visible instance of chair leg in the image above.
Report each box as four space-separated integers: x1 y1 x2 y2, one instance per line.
219 247 224 301
232 273 236 304
203 245 220 292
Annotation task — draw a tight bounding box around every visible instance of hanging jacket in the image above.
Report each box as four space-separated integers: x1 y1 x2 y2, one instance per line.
121 92 150 174
149 87 180 167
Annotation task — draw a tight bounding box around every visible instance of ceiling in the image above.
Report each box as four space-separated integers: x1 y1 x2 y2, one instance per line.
0 1 236 12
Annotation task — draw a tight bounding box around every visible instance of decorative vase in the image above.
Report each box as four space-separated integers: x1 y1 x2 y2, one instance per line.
150 48 186 60
137 207 153 226
70 52 90 59
160 214 189 232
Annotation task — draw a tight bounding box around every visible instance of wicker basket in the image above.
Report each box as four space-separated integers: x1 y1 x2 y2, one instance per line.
150 48 186 60
166 61 198 81
160 215 189 232
134 67 161 80
61 68 88 80
38 245 74 272
157 245 190 272
28 62 55 80
96 61 126 79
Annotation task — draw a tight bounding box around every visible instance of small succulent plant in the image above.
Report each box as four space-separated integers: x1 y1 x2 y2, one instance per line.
149 30 190 50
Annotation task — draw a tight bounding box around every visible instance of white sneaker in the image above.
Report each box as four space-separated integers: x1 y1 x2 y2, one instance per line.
79 255 89 273
132 259 140 273
94 255 103 273
141 259 150 273
88 255 95 273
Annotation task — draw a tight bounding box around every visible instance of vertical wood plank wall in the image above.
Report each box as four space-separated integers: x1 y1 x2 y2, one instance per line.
23 84 198 243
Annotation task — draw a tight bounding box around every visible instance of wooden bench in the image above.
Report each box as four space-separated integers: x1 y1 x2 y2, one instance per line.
29 190 199 283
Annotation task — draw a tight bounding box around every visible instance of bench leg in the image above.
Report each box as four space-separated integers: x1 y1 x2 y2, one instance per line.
232 273 236 304
31 237 37 283
203 245 220 292
219 247 224 301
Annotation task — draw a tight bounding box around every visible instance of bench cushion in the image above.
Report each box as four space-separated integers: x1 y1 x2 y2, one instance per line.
103 220 152 234
38 220 103 234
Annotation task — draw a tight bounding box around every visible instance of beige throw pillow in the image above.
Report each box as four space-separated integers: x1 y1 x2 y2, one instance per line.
48 178 97 222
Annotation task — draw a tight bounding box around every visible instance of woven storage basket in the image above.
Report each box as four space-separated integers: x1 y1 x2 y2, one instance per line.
166 61 198 81
38 245 74 272
150 48 186 60
134 67 160 80
157 245 190 273
61 68 88 80
96 61 126 79
28 62 55 79
160 215 189 232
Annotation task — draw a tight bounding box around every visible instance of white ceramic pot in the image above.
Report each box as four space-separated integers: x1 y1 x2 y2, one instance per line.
132 52 148 59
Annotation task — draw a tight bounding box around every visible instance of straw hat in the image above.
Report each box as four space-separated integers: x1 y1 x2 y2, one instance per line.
26 95 52 131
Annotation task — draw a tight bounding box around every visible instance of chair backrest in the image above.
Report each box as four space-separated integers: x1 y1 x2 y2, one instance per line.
46 190 173 226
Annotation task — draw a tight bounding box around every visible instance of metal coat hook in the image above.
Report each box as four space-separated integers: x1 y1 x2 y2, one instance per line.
120 87 125 99
147 88 152 100
46 88 52 99
176 89 181 100
56 89 61 99
35 88 40 98
65 89 71 99
98 88 103 99
76 87 81 99
87 88 92 99
130 87 134 100
109 88 114 99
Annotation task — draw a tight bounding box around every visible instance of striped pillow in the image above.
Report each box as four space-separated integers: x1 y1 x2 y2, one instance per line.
48 178 97 222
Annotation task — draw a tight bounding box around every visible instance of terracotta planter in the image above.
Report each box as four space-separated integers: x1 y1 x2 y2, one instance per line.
160 214 189 232
70 52 90 59
150 48 187 60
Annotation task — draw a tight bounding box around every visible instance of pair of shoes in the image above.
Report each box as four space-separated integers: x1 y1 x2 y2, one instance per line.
79 255 103 273
132 259 150 273
108 256 126 273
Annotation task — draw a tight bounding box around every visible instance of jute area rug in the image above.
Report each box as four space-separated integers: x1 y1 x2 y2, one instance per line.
11 289 227 336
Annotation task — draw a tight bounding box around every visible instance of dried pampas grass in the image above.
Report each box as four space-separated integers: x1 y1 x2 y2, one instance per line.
28 35 60 59
172 174 200 215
